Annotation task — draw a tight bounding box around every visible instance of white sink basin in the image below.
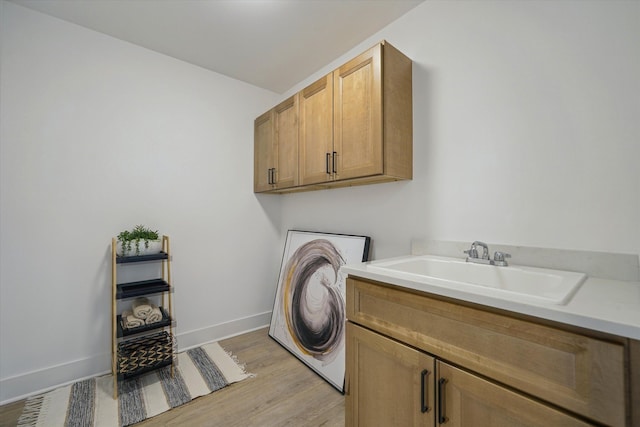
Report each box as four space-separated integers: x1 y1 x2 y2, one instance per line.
367 255 587 305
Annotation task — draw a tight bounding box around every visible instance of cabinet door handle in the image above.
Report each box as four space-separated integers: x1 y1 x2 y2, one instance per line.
420 369 430 413
438 378 448 424
271 168 276 185
332 151 337 174
326 153 331 174
267 168 272 185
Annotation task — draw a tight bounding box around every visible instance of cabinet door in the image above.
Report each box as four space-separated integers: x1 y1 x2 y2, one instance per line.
334 43 383 181
273 95 299 189
436 362 591 427
299 73 333 185
346 322 434 427
254 110 274 192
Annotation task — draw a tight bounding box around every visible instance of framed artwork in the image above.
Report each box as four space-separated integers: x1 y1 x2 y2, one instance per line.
268 230 371 393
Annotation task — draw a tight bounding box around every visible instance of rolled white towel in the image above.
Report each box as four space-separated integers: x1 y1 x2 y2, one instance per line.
146 306 163 324
132 297 152 319
121 310 144 329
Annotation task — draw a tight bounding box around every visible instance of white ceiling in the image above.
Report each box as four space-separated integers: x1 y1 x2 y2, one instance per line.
9 0 424 93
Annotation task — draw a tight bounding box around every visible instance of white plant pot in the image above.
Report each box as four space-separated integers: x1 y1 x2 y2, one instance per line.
117 239 162 256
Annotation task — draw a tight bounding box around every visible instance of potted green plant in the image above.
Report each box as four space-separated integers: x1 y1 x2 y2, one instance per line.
117 225 161 256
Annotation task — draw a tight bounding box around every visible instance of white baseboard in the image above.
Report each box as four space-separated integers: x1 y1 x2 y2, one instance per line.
0 311 272 405
176 311 272 351
0 354 111 406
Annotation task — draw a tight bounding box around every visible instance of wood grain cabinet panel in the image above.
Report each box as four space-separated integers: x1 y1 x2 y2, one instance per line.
299 74 333 185
333 44 383 181
253 110 274 192
346 277 631 426
346 322 435 427
273 95 299 189
253 95 299 192
631 339 640 426
436 362 591 427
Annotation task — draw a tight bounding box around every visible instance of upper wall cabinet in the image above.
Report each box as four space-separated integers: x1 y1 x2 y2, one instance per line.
254 95 299 192
254 40 412 194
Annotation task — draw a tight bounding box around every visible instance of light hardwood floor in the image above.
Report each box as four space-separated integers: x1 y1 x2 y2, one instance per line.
0 327 345 427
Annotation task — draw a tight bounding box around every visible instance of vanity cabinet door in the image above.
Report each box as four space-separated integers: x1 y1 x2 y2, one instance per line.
346 322 435 427
436 362 591 427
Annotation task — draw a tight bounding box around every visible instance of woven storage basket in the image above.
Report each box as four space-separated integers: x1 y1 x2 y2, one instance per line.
118 331 174 376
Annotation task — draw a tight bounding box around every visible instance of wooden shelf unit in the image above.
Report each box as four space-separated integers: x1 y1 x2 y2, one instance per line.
111 235 175 399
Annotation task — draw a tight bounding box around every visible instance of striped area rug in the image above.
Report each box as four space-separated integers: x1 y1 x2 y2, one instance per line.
17 342 253 427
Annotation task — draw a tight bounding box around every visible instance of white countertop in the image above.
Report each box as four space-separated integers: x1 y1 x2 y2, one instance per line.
342 255 640 340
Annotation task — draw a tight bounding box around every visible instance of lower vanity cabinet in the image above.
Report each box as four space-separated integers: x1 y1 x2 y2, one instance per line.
345 277 633 426
346 322 589 427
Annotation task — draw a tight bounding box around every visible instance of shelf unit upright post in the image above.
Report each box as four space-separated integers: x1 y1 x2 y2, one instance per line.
111 235 175 399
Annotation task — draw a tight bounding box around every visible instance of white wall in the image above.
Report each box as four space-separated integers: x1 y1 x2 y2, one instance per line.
280 0 640 260
0 1 281 402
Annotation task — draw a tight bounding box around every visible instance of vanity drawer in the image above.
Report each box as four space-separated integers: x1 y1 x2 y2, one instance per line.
346 277 626 426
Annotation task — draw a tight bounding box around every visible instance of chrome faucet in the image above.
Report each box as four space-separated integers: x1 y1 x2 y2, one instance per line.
464 241 490 262
493 251 512 267
464 241 511 266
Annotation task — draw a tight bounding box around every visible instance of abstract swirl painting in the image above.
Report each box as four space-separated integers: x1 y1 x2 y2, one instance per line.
269 230 371 392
